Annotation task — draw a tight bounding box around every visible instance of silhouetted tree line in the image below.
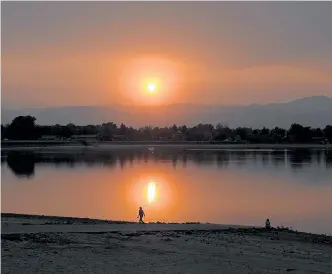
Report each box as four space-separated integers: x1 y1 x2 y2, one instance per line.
1 115 332 144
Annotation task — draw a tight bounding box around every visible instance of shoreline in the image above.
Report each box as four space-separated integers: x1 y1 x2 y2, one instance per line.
1 142 331 152
2 213 332 273
2 213 331 238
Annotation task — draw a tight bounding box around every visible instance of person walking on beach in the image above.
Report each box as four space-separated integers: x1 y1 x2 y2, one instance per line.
137 207 145 223
265 218 271 229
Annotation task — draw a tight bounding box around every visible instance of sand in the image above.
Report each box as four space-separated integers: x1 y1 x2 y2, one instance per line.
2 214 332 274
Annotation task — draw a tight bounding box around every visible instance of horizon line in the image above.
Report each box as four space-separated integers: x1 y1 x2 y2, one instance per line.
3 95 331 110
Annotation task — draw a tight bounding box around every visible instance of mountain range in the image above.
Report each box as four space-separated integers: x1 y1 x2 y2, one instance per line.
2 96 332 129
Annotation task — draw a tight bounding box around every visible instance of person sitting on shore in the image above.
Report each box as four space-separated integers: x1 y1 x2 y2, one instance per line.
137 207 145 224
265 218 271 229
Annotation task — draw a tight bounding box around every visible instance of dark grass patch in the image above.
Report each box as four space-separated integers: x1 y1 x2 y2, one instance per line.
1 213 136 225
2 234 23 242
2 233 74 245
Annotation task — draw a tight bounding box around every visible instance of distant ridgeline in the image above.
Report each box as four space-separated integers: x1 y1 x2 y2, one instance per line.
1 115 332 144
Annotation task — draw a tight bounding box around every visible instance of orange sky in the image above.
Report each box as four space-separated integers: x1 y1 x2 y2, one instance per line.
2 2 332 108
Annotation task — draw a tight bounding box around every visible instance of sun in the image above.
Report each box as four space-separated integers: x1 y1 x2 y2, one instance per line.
144 79 160 95
147 82 157 93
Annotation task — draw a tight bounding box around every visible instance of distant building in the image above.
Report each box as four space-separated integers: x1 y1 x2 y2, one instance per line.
171 131 186 141
234 135 242 142
312 137 329 144
220 136 242 144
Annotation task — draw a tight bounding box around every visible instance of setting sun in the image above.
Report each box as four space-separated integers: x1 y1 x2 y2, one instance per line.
144 78 160 94
147 82 157 93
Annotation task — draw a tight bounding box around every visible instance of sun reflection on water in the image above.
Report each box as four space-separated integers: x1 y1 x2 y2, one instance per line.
147 180 156 203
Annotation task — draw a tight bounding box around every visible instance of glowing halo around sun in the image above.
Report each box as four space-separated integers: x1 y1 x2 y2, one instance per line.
118 57 179 106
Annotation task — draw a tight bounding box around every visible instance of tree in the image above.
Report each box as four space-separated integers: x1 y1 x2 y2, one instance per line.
179 125 187 134
235 127 250 140
261 127 270 135
99 122 117 140
270 127 286 143
172 124 178 133
4 115 330 144
60 126 74 138
288 124 312 143
119 123 127 135
1 125 7 140
214 125 233 141
324 125 332 143
7 116 39 140
312 128 324 138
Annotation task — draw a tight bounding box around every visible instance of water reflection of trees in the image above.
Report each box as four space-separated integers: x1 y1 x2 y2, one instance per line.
6 153 35 178
325 150 332 168
2 148 331 178
287 149 312 168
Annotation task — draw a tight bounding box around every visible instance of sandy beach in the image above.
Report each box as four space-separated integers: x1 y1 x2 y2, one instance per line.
2 214 332 274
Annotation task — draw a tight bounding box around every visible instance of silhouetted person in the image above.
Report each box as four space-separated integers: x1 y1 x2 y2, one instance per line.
137 207 145 223
265 218 271 229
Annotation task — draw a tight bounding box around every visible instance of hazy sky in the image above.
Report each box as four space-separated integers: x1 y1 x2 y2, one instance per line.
2 2 332 108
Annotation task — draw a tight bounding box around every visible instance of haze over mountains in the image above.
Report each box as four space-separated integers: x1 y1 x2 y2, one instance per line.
2 96 332 129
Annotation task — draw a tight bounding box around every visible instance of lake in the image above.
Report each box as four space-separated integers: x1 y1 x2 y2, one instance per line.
1 147 332 234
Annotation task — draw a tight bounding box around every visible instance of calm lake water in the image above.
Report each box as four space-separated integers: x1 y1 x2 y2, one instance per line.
2 147 332 234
